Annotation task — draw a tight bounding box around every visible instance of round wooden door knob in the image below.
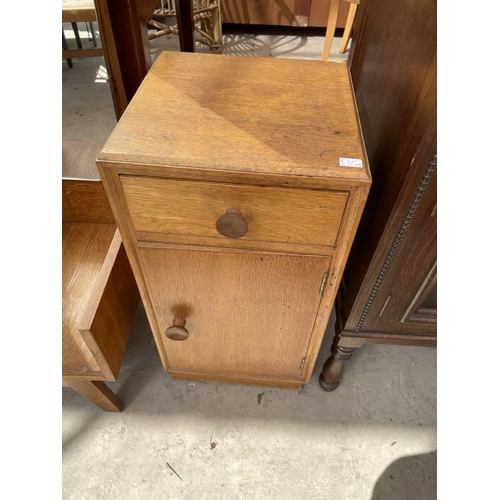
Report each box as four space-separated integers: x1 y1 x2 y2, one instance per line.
164 317 189 341
216 208 248 239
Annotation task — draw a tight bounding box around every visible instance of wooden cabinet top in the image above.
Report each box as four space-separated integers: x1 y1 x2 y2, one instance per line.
98 52 370 186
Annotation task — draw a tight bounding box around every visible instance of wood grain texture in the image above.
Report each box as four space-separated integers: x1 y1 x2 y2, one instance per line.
96 166 172 370
79 230 140 380
62 49 104 59
121 176 348 247
375 205 436 331
62 222 117 376
331 0 437 354
339 332 437 347
100 160 368 191
62 0 97 22
301 183 369 382
62 141 103 179
220 0 349 27
139 245 330 379
137 233 334 257
97 52 371 389
102 0 152 103
92 0 157 116
420 275 436 308
320 21 437 390
93 0 129 118
62 179 115 224
138 239 331 258
294 0 312 26
343 123 437 336
67 380 124 412
221 0 299 26
342 0 436 291
309 0 349 27
334 282 437 351
170 370 303 389
99 52 370 183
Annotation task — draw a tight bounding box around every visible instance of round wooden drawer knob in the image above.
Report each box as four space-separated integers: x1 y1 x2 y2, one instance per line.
216 208 248 239
164 317 189 341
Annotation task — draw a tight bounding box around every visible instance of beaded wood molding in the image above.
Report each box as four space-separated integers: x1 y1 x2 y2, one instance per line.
354 152 437 334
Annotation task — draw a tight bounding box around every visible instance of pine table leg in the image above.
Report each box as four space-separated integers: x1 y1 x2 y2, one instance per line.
339 3 358 54
321 0 340 61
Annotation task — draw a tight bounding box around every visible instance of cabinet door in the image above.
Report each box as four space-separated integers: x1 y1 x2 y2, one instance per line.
375 205 437 333
364 199 437 336
139 246 330 380
401 262 437 325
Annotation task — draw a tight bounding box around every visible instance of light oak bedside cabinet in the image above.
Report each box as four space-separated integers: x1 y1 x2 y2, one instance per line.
97 52 371 390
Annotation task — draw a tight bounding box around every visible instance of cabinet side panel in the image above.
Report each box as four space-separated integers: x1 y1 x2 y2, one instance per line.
62 222 117 376
302 183 370 381
343 0 436 299
62 179 115 224
80 244 140 380
97 162 171 370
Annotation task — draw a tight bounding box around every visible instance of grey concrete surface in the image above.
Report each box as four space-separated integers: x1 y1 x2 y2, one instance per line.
62 26 437 500
63 303 436 500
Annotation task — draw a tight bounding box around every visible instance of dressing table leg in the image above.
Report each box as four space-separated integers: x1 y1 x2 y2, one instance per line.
67 380 124 412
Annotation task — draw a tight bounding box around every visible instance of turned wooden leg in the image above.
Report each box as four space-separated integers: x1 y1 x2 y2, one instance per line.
67 380 124 412
321 0 340 61
319 340 355 392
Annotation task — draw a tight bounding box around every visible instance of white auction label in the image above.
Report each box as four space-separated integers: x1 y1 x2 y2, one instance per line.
339 158 363 168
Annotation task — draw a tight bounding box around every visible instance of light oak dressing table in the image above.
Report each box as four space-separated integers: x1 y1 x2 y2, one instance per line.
62 141 140 410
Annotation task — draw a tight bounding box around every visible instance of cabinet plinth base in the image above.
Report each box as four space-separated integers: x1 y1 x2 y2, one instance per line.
169 370 303 390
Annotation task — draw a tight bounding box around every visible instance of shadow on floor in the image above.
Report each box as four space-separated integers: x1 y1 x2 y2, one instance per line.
370 451 437 500
63 299 437 424
150 32 313 59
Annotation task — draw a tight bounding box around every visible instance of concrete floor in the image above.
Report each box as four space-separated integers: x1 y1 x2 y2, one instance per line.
62 25 437 500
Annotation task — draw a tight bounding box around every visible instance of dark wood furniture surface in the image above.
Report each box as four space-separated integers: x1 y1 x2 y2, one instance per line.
97 52 371 389
319 0 437 391
221 0 350 28
62 141 140 410
94 0 196 120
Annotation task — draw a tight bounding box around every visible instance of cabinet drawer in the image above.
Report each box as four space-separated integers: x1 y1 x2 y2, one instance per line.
121 176 348 248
